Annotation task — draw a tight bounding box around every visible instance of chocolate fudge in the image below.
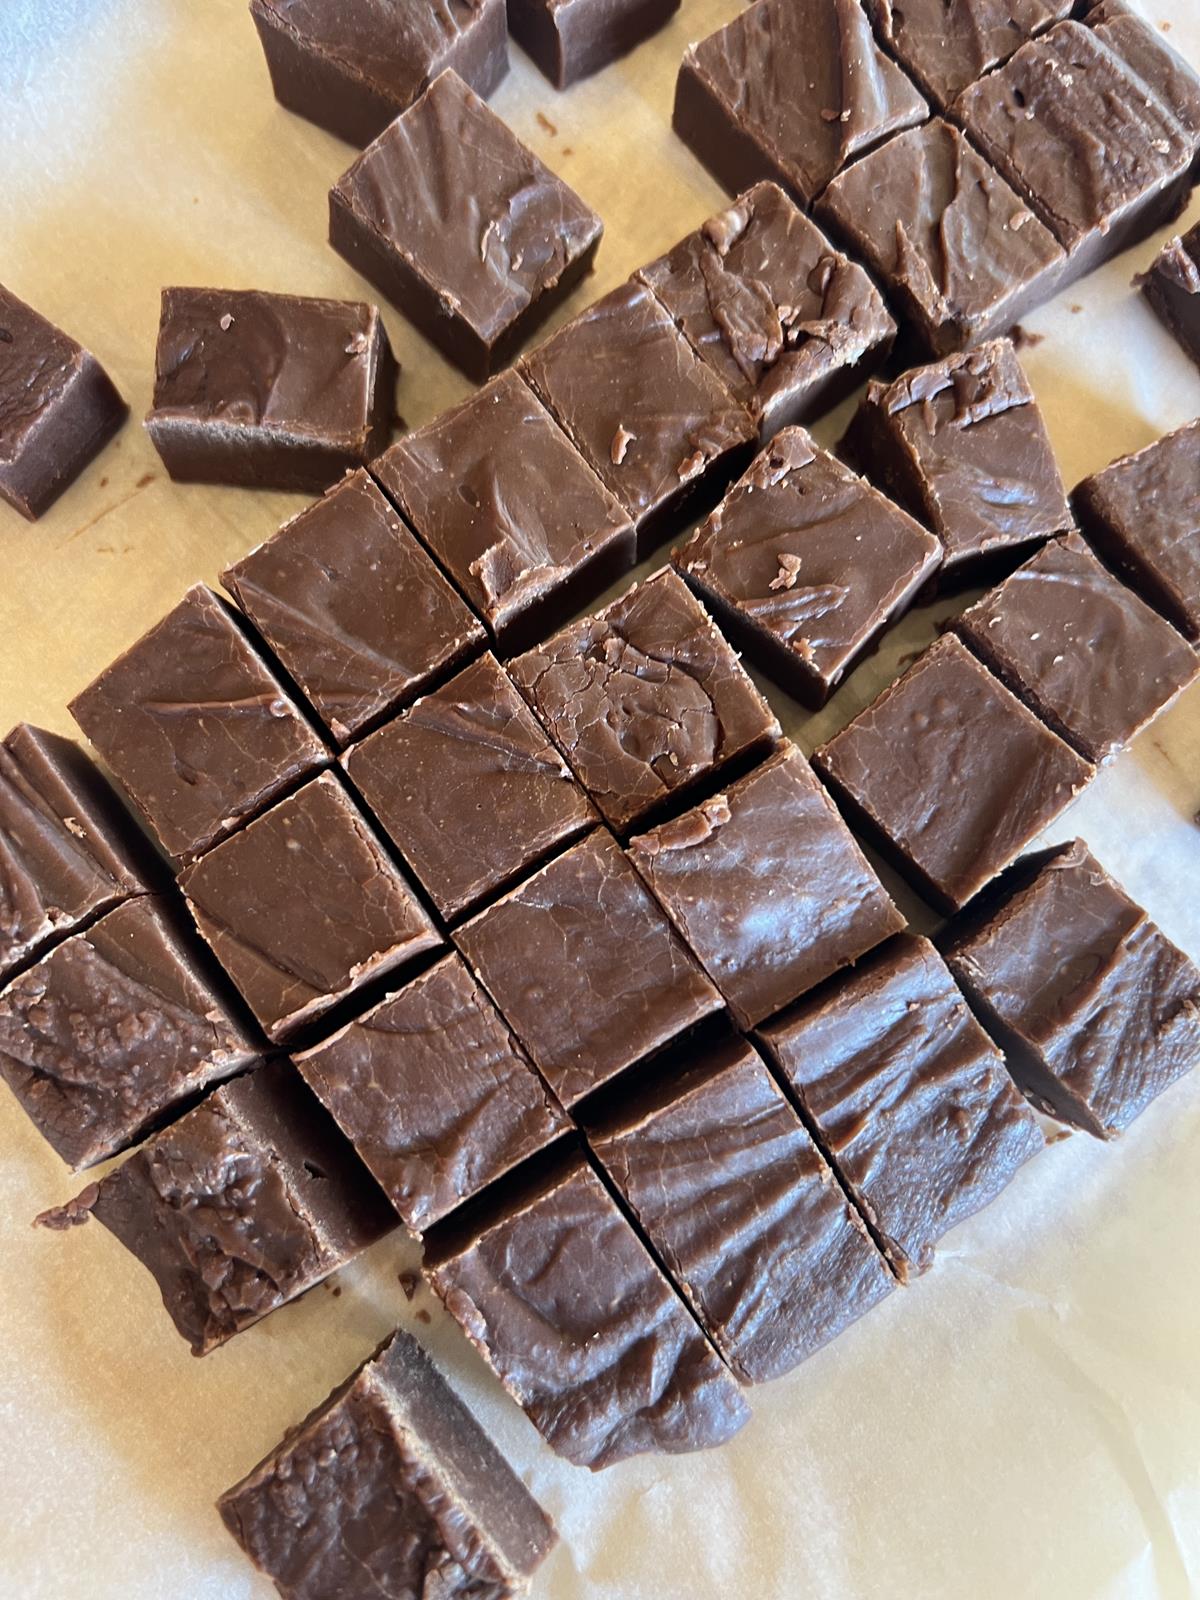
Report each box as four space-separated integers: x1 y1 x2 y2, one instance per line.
250 0 508 147
0 895 258 1169
219 1328 556 1600
178 772 439 1044
865 0 1071 108
373 369 634 651
628 745 904 1029
343 653 596 922
223 468 485 747
144 288 396 493
425 1149 750 1468
636 183 895 440
508 568 779 834
455 830 721 1107
70 585 328 864
1137 221 1200 371
944 840 1200 1139
509 0 679 87
674 429 941 707
760 935 1044 1279
330 71 603 381
520 280 757 555
0 285 127 520
1089 8 1200 151
673 0 927 206
297 952 569 1232
813 634 1093 914
588 1038 893 1383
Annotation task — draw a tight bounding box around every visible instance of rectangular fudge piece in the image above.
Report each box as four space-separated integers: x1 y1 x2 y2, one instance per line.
1137 222 1200 368
1089 9 1200 152
865 0 1071 108
510 0 679 87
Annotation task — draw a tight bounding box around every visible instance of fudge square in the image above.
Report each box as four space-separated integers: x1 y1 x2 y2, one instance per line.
508 568 779 834
330 71 602 381
222 468 485 747
813 634 1093 914
424 1147 750 1468
0 895 258 1170
759 934 1044 1279
178 772 439 1045
627 744 904 1029
219 1327 556 1600
69 584 328 865
865 0 1071 108
455 830 721 1107
674 428 941 708
1138 221 1200 370
588 1036 893 1384
510 0 679 88
343 653 596 922
943 840 1200 1139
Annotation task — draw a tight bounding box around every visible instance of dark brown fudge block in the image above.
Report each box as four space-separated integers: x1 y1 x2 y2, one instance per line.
636 183 895 440
944 840 1200 1138
508 568 779 834
219 1327 556 1600
343 653 596 922
510 0 679 87
455 830 721 1107
70 585 328 865
1138 222 1200 368
815 122 1065 360
425 1149 750 1468
520 280 757 556
144 288 396 493
373 369 634 652
813 633 1093 914
588 1038 893 1383
1089 9 1200 152
0 895 258 1169
674 429 941 706
865 0 1071 108
297 952 569 1233
250 0 508 147
760 934 1044 1279
628 745 904 1029
330 71 602 382
178 772 439 1044
0 285 127 520
673 0 927 206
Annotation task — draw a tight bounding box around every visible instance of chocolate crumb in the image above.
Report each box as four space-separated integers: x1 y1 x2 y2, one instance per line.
1008 323 1044 350
398 1270 420 1301
416 1308 432 1324
536 111 557 136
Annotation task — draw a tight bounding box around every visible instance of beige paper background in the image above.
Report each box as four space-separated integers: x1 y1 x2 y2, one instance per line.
1 2 1199 1596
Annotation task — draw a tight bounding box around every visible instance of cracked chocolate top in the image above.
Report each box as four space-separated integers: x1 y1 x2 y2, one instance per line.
868 0 1071 106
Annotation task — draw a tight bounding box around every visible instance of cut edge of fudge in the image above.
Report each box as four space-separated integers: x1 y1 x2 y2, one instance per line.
510 0 682 88
1135 222 1200 367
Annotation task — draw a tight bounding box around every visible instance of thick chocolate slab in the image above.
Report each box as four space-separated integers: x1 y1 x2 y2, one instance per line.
1137 221 1200 368
510 0 680 87
865 0 1071 107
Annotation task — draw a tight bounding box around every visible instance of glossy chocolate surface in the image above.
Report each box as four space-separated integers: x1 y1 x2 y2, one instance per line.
866 0 1071 106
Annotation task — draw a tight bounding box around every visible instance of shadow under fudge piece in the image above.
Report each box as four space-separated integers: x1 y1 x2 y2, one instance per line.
943 839 1200 1139
0 284 127 521
813 634 1093 915
1136 221 1200 372
865 0 1071 109
218 1326 556 1600
511 0 679 87
0 894 259 1170
759 934 1044 1280
674 428 941 707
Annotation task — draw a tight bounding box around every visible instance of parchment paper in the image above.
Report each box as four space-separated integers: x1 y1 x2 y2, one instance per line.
2 2 1199 1596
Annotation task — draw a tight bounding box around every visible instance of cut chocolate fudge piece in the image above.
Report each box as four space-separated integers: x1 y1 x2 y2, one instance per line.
588 1037 893 1383
628 745 904 1029
841 340 1073 584
0 895 258 1169
343 654 596 922
219 1327 556 1600
520 280 757 556
425 1148 750 1468
814 633 1093 914
954 532 1198 764
815 121 1065 360
944 840 1200 1138
760 934 1044 1279
144 288 395 493
674 429 941 707
330 71 602 381
673 0 927 206
0 285 127 520
636 183 895 440
508 568 779 834
865 0 1071 108
70 585 328 864
510 0 679 87
178 772 439 1044
297 952 569 1232
1089 8 1200 151
223 469 484 747
250 0 508 147
455 830 721 1107
373 369 634 652
1137 221 1200 371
